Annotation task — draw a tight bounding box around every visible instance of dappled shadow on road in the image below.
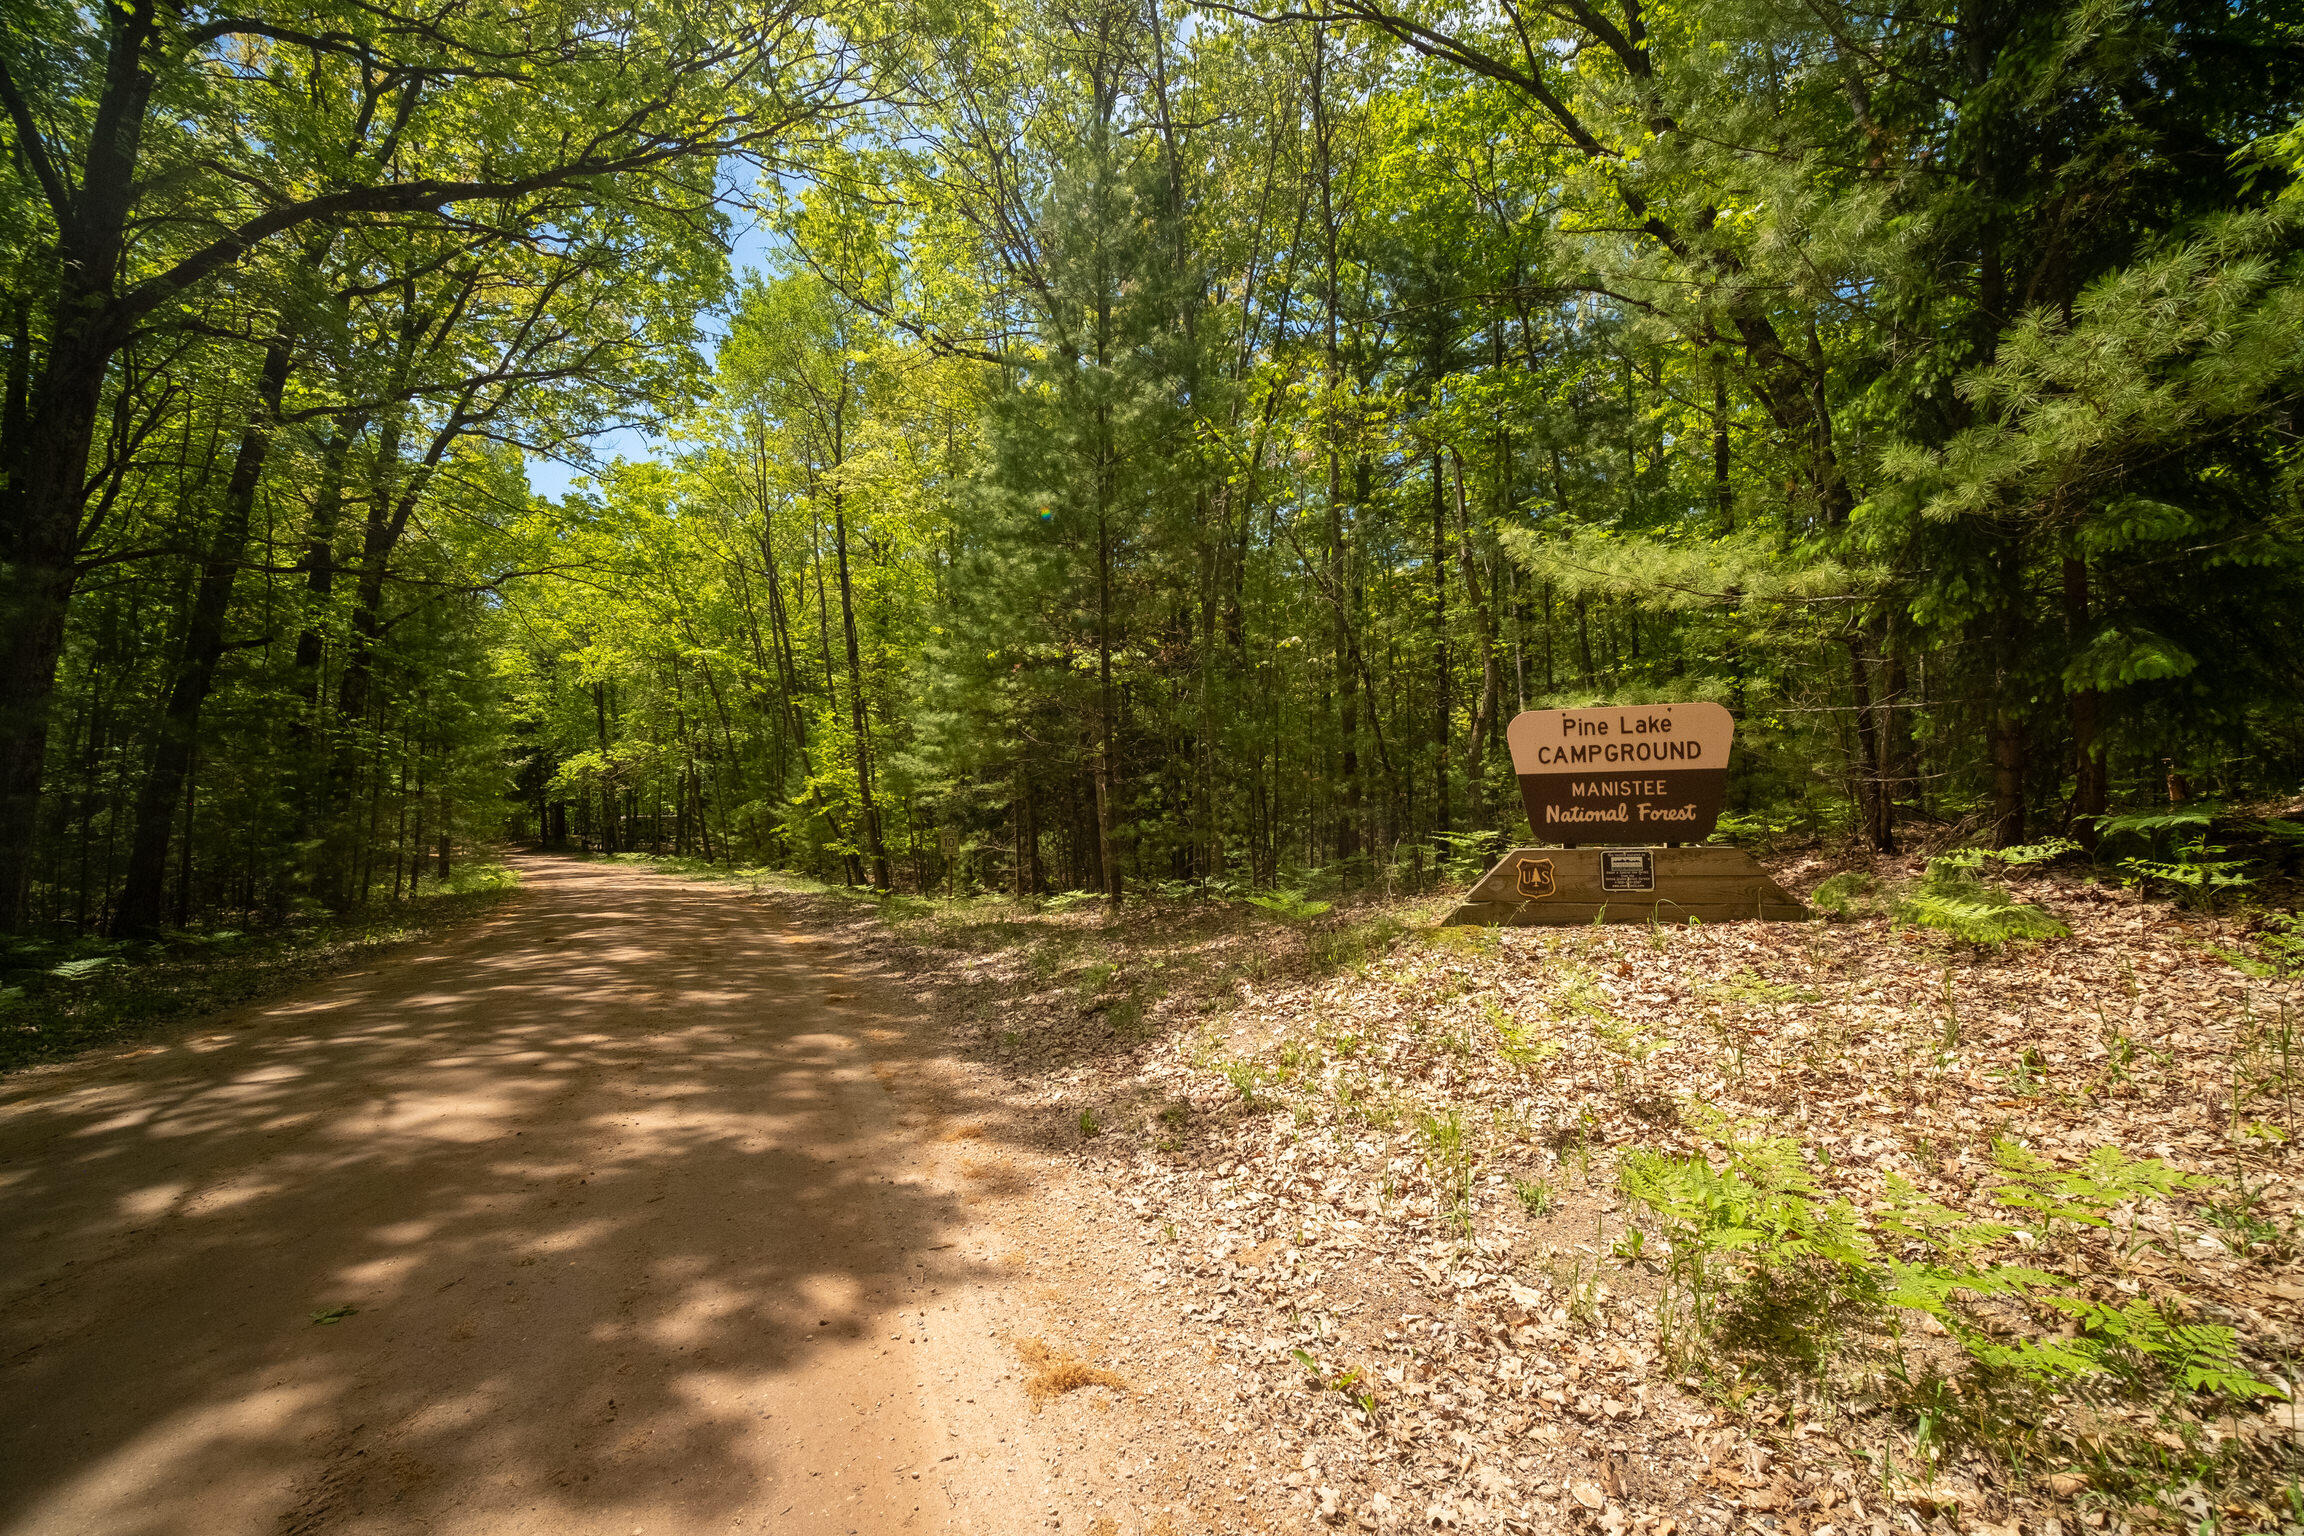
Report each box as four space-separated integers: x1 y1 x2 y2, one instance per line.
0 856 1019 1536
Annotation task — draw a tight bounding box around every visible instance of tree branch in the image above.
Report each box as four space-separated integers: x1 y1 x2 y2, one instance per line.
0 54 73 222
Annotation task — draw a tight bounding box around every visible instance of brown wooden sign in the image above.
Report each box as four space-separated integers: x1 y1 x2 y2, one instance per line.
1504 702 1733 844
1447 845 1806 926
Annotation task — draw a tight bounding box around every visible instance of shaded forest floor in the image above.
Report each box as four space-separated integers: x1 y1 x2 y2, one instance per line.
0 869 522 1073
656 847 2304 1535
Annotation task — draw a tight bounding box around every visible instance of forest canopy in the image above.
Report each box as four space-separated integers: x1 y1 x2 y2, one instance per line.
2 0 2299 930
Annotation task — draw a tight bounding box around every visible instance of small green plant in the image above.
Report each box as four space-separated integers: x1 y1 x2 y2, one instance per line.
2092 809 2265 905
1569 1105 1598 1182
1810 871 1883 921
1306 911 1407 974
1077 1107 1103 1138
2216 912 2304 978
1709 968 1820 1008
1291 1349 1378 1414
1591 1012 1669 1064
2198 1163 2294 1261
1276 1038 1317 1078
47 955 122 980
1894 858 2069 946
1026 940 1069 983
1415 1107 1475 1227
2233 996 2301 1137
1350 1086 1400 1129
1513 1175 1555 1216
1484 996 1555 1067
2122 846 2257 902
1707 1012 1750 1087
1987 1139 2212 1251
1618 1113 1872 1352
2095 1009 2137 1091
1105 993 1149 1037
1981 838 2080 867
1430 830 1503 884
1550 965 1622 1025
1222 1060 1266 1107
2004 1044 2047 1095
1242 889 1333 921
1564 1269 1603 1328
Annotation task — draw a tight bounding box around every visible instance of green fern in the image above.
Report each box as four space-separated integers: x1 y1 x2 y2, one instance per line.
1892 860 2068 945
1989 1140 2209 1241
47 956 122 980
1877 1173 2015 1260
1929 837 2078 872
1242 890 1332 920
2034 1294 2279 1397
2119 848 2256 898
1989 838 2081 867
1619 1113 1875 1325
2089 807 2215 844
2215 912 2304 978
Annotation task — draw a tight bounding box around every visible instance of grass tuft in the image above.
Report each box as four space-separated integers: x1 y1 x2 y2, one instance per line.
1011 1336 1127 1407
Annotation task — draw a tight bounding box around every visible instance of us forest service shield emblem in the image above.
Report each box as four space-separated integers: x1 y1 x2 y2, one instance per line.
1514 857 1557 900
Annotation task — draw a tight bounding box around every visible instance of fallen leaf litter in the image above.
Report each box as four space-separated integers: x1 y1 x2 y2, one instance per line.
766 852 2304 1533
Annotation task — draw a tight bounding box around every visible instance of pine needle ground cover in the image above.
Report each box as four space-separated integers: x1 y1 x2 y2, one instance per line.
757 852 2304 1534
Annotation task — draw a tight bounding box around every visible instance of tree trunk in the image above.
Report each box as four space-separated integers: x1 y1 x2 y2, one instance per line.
0 0 165 930
833 492 890 888
1989 533 2029 848
405 742 425 898
115 338 295 935
289 416 371 689
1843 629 1895 854
1451 453 1501 829
1431 450 1449 834
1884 622 1917 826
1712 358 1733 531
1095 497 1122 909
173 744 197 927
1314 31 1356 867
1991 709 2028 848
2063 554 2108 847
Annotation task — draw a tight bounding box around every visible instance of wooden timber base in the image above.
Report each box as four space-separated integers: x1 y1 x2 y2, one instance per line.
1444 845 1806 926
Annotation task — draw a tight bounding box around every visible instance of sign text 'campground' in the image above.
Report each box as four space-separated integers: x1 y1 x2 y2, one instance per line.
1504 703 1733 845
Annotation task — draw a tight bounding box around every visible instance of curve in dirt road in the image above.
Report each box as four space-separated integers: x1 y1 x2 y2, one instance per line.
0 856 1054 1536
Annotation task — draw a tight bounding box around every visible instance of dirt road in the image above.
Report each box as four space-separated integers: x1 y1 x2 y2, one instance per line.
0 858 1104 1536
